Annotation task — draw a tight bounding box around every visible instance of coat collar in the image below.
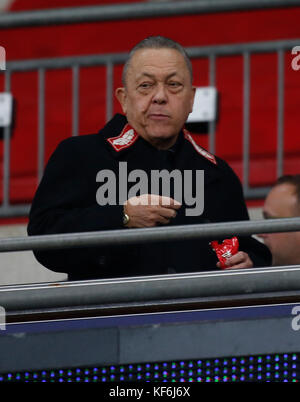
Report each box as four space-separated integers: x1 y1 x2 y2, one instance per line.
101 113 217 166
100 114 138 157
106 123 138 152
183 128 217 165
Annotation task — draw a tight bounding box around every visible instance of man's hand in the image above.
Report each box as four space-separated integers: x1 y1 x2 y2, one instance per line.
124 194 181 228
216 251 254 269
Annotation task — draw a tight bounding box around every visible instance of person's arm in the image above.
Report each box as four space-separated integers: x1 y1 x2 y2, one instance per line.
212 159 272 269
27 138 124 277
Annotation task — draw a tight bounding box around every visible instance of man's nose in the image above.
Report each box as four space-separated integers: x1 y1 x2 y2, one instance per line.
152 84 168 104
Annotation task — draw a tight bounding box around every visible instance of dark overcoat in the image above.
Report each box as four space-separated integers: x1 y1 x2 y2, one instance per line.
28 114 271 280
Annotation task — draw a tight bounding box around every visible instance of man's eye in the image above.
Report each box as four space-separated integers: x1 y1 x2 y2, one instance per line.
168 82 182 89
139 82 152 89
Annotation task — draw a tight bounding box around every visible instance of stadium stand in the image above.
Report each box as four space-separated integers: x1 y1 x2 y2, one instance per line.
0 0 299 279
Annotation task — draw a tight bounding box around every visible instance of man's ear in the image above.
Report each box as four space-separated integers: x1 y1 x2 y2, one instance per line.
190 86 196 113
115 87 127 114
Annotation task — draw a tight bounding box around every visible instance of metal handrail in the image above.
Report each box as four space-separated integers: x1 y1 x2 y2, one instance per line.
1 265 300 317
0 218 299 253
0 34 299 216
0 218 300 320
0 0 299 28
4 38 300 72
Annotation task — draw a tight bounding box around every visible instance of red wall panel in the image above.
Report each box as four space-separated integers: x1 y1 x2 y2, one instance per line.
0 4 299 203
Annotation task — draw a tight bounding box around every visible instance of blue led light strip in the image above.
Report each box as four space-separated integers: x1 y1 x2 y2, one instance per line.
0 352 298 382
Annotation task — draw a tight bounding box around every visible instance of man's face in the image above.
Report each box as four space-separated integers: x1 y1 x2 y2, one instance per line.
259 183 300 266
116 48 195 149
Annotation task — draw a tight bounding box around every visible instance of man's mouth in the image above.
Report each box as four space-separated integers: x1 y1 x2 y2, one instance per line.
148 113 170 121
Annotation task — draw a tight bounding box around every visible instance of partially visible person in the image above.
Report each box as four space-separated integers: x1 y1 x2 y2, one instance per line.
259 175 300 266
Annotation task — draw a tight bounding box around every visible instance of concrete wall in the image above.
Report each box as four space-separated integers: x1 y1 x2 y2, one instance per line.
0 224 67 285
0 207 263 286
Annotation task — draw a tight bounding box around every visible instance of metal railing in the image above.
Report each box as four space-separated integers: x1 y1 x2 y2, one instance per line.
0 1 299 321
0 0 299 28
0 217 300 320
1 38 299 217
1 0 300 217
1 264 300 321
0 217 299 253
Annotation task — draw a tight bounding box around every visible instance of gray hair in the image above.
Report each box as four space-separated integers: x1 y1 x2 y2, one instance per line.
122 36 193 86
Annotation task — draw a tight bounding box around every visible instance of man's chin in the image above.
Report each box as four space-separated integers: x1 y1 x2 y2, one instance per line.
145 123 179 140
148 130 178 145
148 131 175 140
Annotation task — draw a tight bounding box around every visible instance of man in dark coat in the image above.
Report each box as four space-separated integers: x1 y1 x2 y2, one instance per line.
27 36 271 280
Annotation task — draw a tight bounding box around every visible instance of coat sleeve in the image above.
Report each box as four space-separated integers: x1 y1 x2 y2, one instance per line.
27 138 124 278
211 158 272 268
